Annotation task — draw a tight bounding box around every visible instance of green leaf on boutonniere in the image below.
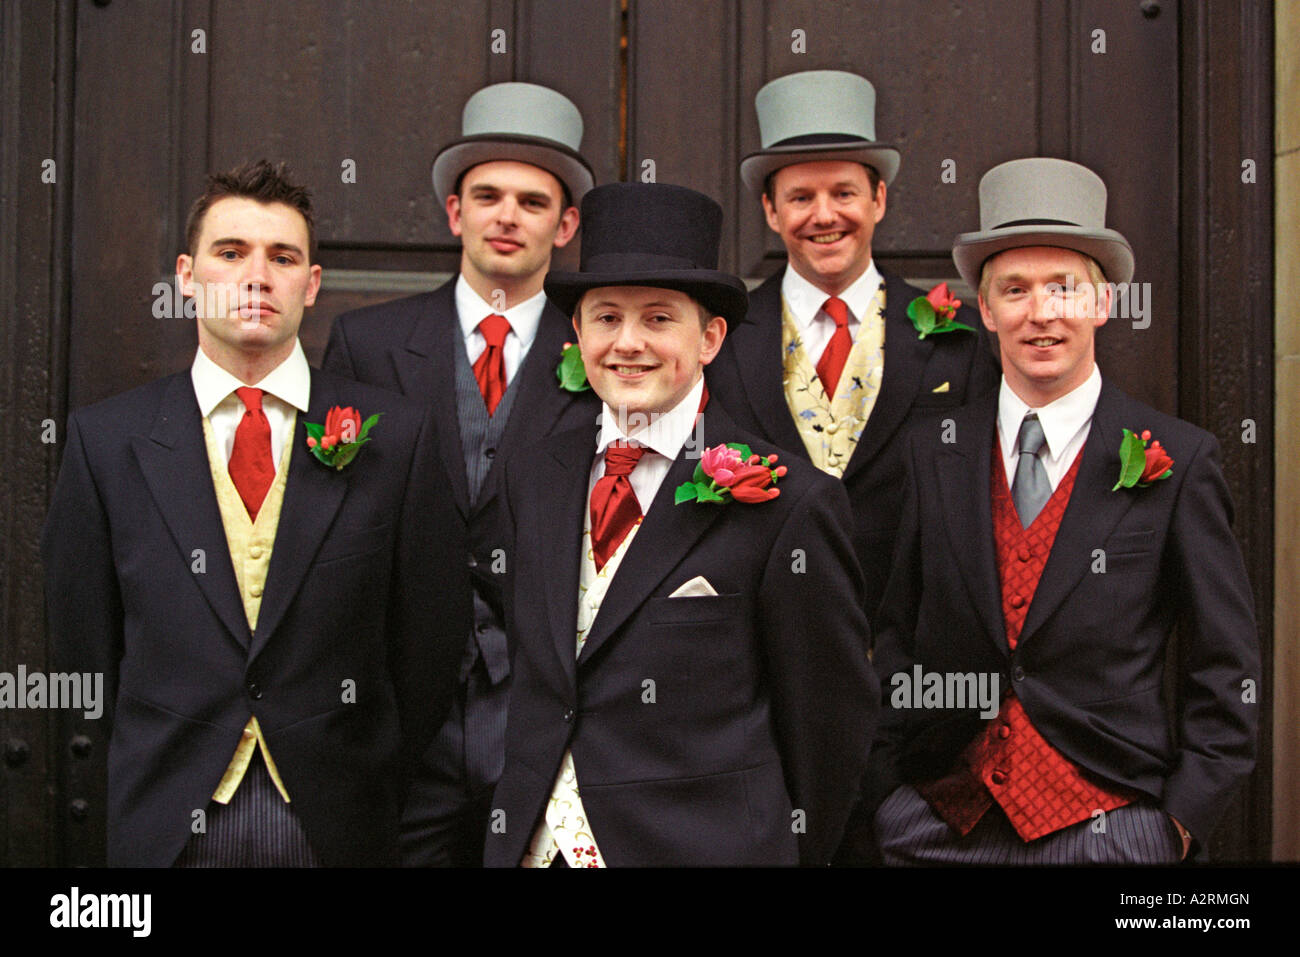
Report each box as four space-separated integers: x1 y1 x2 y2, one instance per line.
357 413 381 442
726 442 753 461
1112 428 1147 490
675 481 700 504
696 483 725 503
556 342 590 392
692 461 707 485
907 297 937 337
304 421 325 443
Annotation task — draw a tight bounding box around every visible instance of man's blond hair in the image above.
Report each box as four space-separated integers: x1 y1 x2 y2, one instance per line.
978 249 1106 300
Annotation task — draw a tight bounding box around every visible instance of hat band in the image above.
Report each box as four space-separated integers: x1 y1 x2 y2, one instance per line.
992 217 1081 229
769 133 870 148
581 252 706 273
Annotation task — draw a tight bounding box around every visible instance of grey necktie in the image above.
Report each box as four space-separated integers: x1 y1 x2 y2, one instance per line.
1011 413 1051 528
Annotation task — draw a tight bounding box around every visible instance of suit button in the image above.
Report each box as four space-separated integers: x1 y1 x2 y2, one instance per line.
997 724 1011 739
485 447 497 459
562 709 574 723
1017 547 1031 562
476 622 490 635
1012 666 1025 682
991 769 1008 786
247 681 262 700
1009 595 1025 609
242 728 256 741
467 555 478 569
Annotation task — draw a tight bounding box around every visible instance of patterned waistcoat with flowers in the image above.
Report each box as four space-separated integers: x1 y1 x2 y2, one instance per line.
780 288 885 478
917 436 1137 842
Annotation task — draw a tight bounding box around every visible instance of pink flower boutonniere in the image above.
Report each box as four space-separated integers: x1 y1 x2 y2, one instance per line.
1112 428 1174 491
906 282 976 340
305 405 381 470
556 341 591 392
675 443 787 505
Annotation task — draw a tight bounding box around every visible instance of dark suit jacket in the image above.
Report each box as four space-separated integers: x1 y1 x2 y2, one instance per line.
486 401 879 866
864 380 1259 853
41 367 470 866
322 279 602 639
706 267 1000 623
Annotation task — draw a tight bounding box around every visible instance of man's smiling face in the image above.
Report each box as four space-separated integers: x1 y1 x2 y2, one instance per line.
978 245 1111 407
573 286 726 424
762 160 886 296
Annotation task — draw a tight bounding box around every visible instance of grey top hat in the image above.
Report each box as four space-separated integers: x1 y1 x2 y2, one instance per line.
739 70 901 193
431 82 595 206
952 157 1135 289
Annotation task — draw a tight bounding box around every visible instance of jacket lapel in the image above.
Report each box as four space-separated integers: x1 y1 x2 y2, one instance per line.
535 424 598 691
251 372 349 659
399 283 472 518
935 393 1008 654
576 404 735 667
131 373 253 649
842 270 936 484
725 272 806 455
1019 380 1138 644
475 300 593 518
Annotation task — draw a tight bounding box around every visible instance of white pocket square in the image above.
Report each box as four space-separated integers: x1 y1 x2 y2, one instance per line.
931 381 951 393
668 576 719 598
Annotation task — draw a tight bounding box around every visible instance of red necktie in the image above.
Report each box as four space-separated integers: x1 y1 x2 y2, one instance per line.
473 314 511 415
589 443 647 573
815 296 852 399
228 387 275 520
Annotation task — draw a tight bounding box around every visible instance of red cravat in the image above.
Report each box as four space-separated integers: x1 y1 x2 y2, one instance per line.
589 443 647 573
815 296 852 399
228 387 275 520
474 314 512 415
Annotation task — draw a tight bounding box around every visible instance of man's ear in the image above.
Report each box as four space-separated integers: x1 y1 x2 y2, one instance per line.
700 316 727 365
978 293 997 333
176 254 196 297
872 181 887 224
446 193 463 238
761 193 780 234
553 205 580 249
304 264 323 308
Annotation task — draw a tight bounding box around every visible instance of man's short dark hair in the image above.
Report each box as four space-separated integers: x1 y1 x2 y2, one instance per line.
184 159 315 260
453 164 574 211
573 289 716 332
762 161 882 205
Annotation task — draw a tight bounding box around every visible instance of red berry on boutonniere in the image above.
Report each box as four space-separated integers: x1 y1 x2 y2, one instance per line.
556 341 591 392
906 282 977 340
675 443 787 506
304 406 382 471
1112 427 1174 490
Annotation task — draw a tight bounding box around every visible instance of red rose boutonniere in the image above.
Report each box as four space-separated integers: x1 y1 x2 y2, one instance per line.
1112 428 1174 491
906 282 976 340
675 443 787 505
556 341 590 392
305 406 381 470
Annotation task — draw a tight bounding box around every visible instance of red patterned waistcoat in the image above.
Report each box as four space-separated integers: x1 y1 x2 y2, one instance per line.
916 437 1137 841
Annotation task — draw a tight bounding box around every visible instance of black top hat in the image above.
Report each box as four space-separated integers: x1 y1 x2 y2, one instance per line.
544 183 749 325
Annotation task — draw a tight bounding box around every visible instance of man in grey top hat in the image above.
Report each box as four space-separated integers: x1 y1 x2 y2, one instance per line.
864 157 1259 864
323 82 602 866
707 70 999 634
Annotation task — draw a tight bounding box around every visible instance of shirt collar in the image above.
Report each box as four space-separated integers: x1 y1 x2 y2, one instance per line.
190 339 311 418
596 375 705 462
454 273 547 349
997 364 1102 461
780 259 883 330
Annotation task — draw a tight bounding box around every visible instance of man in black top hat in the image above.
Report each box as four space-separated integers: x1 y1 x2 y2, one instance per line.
485 182 877 867
322 83 601 866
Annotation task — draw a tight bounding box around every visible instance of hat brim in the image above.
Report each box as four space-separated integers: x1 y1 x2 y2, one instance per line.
431 134 595 206
739 142 901 193
544 269 749 327
952 226 1135 292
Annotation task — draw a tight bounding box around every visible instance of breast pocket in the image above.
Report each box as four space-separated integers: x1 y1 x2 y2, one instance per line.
646 592 745 625
313 522 393 566
1104 528 1156 559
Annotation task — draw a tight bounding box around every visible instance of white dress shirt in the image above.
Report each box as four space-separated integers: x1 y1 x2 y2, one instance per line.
191 340 311 472
780 259 884 365
455 274 547 385
589 376 707 515
997 364 1103 492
